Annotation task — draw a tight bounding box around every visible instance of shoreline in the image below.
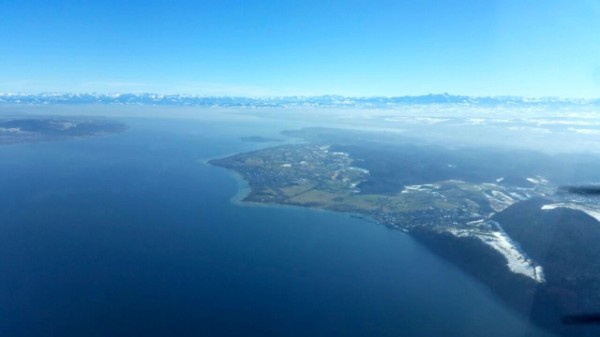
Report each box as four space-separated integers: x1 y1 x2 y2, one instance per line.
203 143 579 335
207 158 386 226
210 161 564 335
226 168 380 220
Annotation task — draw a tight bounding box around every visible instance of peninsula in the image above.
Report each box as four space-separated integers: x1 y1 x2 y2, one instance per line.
0 117 127 145
210 128 600 336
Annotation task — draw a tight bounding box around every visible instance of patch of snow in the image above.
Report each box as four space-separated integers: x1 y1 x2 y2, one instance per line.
478 230 545 283
448 224 545 283
542 203 600 222
508 192 526 200
348 166 369 174
491 190 513 202
483 189 516 212
526 176 548 185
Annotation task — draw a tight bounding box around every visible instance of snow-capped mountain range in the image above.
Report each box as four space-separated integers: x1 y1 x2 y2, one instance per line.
0 93 598 108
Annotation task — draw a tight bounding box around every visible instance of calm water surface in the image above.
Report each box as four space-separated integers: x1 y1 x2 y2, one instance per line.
0 117 555 336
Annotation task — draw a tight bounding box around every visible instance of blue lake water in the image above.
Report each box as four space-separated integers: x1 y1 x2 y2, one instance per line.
0 117 555 336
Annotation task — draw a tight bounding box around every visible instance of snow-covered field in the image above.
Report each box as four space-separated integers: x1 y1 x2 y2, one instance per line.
448 223 545 283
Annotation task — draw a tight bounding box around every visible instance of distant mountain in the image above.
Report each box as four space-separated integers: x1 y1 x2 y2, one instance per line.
0 93 596 108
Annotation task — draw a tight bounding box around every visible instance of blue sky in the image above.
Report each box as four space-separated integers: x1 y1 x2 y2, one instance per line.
1 0 599 97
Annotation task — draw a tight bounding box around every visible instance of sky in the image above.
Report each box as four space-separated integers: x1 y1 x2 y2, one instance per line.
1 0 599 98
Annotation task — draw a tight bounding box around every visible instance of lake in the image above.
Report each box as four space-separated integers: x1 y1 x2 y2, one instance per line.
0 116 555 336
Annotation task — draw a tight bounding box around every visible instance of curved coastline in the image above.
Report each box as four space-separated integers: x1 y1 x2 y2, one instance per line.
224 167 379 220
206 154 384 225
204 141 595 336
222 172 562 335
209 162 569 336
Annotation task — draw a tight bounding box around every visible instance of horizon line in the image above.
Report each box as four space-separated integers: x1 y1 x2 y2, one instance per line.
0 92 598 101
